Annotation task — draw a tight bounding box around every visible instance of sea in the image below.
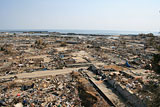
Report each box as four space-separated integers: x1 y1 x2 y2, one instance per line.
0 29 160 36
48 29 160 35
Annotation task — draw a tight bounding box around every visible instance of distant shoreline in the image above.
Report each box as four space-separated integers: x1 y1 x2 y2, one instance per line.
0 29 159 36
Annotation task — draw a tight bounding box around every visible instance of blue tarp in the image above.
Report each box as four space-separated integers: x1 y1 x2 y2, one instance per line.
125 61 131 67
43 68 48 71
60 54 64 58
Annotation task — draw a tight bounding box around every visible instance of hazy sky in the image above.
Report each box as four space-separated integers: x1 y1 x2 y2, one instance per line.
0 0 160 31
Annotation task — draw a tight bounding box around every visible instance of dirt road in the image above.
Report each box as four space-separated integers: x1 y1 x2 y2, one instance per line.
0 68 85 79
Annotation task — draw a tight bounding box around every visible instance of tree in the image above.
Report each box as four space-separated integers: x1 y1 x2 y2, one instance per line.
152 54 160 73
146 36 160 73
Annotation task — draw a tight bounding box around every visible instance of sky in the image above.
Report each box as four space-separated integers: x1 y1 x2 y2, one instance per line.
0 0 160 31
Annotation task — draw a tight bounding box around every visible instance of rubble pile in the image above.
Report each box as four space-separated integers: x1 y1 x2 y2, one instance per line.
0 36 92 76
0 32 160 106
0 73 108 107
